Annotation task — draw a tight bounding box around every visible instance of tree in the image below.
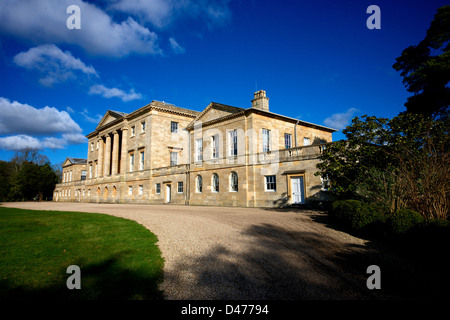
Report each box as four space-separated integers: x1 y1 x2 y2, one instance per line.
317 113 449 220
0 160 14 201
393 5 450 118
7 149 59 201
316 115 391 198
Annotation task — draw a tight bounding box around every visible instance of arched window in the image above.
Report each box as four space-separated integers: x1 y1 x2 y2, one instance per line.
212 173 219 192
230 172 238 192
196 175 203 193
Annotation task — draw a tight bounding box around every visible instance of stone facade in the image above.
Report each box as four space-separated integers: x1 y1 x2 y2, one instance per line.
53 90 336 207
53 157 87 202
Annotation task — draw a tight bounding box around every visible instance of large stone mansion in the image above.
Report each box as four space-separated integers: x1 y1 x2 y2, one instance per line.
53 90 336 207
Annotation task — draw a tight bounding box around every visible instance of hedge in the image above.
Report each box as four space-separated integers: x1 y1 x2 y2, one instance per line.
389 208 424 234
331 200 428 235
331 199 385 231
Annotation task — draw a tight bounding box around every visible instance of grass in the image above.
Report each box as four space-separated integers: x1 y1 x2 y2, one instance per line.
0 207 165 300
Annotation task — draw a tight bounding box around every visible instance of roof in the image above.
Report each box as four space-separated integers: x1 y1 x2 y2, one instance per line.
186 102 245 129
62 157 87 167
248 107 337 132
149 100 200 117
67 157 87 164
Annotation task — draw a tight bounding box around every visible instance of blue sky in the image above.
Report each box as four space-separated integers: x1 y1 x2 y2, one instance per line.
0 0 447 165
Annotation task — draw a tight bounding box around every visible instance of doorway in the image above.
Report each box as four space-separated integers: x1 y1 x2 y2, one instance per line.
290 176 305 204
166 184 171 203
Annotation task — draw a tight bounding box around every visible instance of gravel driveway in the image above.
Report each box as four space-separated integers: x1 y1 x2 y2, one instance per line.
1 202 434 300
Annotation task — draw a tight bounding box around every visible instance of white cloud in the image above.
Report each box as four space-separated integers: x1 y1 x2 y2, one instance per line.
0 0 162 57
88 84 143 102
110 0 174 29
0 97 82 135
81 108 103 124
0 97 86 151
0 135 42 151
323 107 359 130
13 44 98 86
109 0 232 29
169 37 185 54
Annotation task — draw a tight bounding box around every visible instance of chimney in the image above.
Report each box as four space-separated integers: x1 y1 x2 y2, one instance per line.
251 90 269 111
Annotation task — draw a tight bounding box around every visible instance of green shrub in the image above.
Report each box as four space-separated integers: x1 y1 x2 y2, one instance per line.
331 199 384 231
389 208 424 234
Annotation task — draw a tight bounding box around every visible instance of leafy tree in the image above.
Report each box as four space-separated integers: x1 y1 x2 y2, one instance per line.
393 5 450 118
316 115 391 198
6 149 59 201
317 113 449 219
0 160 14 201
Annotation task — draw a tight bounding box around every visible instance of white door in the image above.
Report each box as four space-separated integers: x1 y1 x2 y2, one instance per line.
291 176 304 204
166 184 171 203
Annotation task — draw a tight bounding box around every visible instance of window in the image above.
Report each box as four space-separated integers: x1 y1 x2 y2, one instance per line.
139 151 145 170
265 175 276 191
230 172 238 192
171 121 178 133
212 173 219 192
89 165 92 179
178 181 183 193
69 171 72 182
262 129 271 153
304 137 311 146
196 175 203 193
88 189 91 197
95 161 98 177
211 134 219 159
195 138 203 162
139 185 143 195
285 133 292 149
156 183 161 194
96 141 99 150
81 170 87 181
229 129 237 156
130 153 135 172
141 121 146 133
131 126 135 136
90 142 94 151
170 152 178 166
128 186 133 195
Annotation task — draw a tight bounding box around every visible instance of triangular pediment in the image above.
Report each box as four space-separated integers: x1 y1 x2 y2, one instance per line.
62 158 72 167
96 110 127 129
191 102 245 125
62 157 87 167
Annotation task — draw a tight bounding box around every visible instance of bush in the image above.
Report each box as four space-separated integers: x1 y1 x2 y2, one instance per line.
331 199 385 231
389 208 424 234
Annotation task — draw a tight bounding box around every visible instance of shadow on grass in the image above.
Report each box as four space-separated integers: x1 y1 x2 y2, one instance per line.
164 215 449 300
0 252 164 300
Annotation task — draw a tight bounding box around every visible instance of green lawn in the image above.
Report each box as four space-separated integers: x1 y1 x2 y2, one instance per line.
0 207 164 300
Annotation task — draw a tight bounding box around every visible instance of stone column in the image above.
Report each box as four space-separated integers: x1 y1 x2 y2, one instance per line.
98 137 104 177
121 127 128 174
112 130 119 175
104 134 111 176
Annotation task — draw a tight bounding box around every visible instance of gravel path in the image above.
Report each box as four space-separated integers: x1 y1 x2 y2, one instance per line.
1 202 430 300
